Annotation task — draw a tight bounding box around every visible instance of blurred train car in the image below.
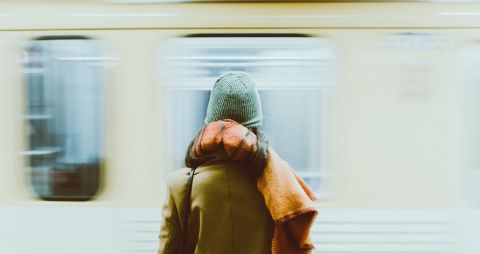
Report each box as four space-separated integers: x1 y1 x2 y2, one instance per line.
1 1 480 253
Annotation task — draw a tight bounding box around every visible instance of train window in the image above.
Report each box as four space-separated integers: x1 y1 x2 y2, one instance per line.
23 37 106 201
160 35 336 197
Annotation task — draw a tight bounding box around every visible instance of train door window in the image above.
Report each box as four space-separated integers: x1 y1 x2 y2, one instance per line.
23 36 106 201
160 35 336 197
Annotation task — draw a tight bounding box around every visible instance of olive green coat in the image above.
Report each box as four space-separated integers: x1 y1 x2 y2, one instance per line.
158 151 274 254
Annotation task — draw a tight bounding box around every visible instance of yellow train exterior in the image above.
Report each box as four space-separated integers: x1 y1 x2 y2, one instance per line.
1 1 480 253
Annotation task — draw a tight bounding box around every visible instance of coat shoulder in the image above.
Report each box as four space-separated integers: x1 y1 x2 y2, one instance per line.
166 168 191 192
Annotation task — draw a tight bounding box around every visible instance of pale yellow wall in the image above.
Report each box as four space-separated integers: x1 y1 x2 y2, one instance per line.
321 30 465 208
0 32 31 203
3 3 480 30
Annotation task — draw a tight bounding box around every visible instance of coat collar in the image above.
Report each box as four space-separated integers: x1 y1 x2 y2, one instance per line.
195 150 231 167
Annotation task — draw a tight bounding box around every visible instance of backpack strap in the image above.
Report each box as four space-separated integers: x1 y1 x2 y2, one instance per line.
179 167 196 254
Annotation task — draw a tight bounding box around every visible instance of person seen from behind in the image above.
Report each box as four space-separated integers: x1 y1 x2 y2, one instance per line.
158 71 318 254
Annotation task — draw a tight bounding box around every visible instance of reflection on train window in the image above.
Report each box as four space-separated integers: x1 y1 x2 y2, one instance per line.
23 37 105 201
162 35 335 197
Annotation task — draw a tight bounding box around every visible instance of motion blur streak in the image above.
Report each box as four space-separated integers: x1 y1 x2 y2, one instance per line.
0 1 480 254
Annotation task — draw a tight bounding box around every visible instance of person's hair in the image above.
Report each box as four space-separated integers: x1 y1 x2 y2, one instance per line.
250 127 269 178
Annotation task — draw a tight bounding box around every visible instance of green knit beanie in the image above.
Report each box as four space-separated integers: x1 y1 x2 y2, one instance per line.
205 71 263 128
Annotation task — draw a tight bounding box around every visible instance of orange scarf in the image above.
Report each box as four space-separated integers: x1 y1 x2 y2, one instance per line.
188 120 318 254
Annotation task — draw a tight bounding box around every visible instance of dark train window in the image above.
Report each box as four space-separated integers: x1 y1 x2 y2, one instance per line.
23 37 106 201
160 35 336 197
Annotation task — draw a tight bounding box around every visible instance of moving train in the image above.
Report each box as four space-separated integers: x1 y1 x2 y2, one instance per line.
1 1 480 253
